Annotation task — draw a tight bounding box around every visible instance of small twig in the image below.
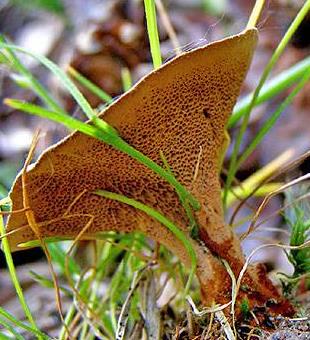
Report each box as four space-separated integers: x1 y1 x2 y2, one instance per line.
215 311 236 340
245 173 310 238
186 296 231 317
116 266 149 340
155 0 181 53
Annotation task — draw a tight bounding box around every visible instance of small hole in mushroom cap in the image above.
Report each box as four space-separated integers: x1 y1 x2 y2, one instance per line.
202 108 210 118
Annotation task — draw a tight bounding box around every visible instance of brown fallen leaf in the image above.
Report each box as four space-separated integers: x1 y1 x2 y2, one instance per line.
5 28 293 315
68 1 148 107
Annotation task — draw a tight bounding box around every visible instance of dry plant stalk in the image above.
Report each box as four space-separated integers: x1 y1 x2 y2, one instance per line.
5 29 293 316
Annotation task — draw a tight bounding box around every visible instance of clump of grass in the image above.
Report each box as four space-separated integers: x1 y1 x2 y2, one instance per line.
239 297 250 319
283 183 310 293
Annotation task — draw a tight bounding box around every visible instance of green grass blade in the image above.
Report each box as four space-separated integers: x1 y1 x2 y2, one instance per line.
236 66 310 169
0 183 7 198
121 67 132 92
10 73 33 89
0 214 43 339
0 306 48 339
0 36 65 114
110 140 199 210
0 41 118 137
225 183 282 207
58 304 76 340
144 0 162 69
47 242 80 275
229 56 310 128
0 316 24 340
3 99 96 134
67 66 113 104
109 261 125 331
95 190 197 296
0 51 9 64
224 0 310 206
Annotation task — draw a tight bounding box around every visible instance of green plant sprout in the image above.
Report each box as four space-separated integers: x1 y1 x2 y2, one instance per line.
284 184 310 291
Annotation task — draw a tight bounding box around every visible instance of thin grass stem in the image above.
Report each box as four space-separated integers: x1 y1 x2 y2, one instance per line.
67 66 113 104
0 307 48 339
246 0 265 29
0 215 42 339
144 0 162 68
225 183 282 207
0 42 118 137
121 67 132 92
59 304 76 340
0 36 65 114
0 316 24 340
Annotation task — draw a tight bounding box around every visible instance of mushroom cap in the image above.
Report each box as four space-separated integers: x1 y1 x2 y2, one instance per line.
6 28 258 257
